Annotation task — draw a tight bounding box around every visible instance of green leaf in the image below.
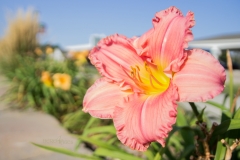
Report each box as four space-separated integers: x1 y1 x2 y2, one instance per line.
89 133 110 139
168 135 182 150
178 144 195 160
74 139 82 152
226 119 240 130
180 128 194 146
150 142 160 151
83 117 98 135
176 107 188 126
144 150 155 160
233 108 240 119
198 106 206 121
212 119 240 137
84 126 116 135
74 117 98 150
189 102 200 119
153 152 162 160
164 147 175 160
227 56 234 109
27 93 35 106
32 142 100 160
94 148 142 160
222 93 229 106
77 136 120 151
214 140 226 160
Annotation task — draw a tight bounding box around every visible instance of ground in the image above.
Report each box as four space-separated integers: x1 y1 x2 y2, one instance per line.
0 75 92 160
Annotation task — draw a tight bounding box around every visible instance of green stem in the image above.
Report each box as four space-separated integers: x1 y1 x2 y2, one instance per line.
189 102 199 117
189 102 201 122
229 71 234 112
226 51 234 113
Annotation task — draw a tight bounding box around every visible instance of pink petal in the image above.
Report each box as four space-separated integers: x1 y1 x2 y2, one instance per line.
83 78 130 118
113 83 178 151
149 6 195 71
164 51 187 78
132 29 153 57
89 34 144 90
173 49 226 102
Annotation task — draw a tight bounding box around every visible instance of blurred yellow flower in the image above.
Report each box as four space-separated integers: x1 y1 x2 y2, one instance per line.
75 53 87 65
41 71 52 87
34 47 43 56
52 73 71 90
73 50 89 66
46 46 53 54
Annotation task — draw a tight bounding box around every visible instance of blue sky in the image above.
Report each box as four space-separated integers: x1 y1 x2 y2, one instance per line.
0 1 240 47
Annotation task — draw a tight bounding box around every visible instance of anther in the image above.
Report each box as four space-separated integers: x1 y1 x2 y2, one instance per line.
130 71 134 77
136 65 140 71
144 62 150 72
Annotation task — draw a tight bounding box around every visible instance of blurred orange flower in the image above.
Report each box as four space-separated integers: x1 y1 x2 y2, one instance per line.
41 71 52 87
34 47 43 56
72 50 89 66
52 73 71 90
46 46 53 54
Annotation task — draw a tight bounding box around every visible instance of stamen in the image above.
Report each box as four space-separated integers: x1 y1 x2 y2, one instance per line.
131 66 134 71
133 68 136 76
131 66 137 77
150 74 165 87
144 61 152 74
136 65 140 71
144 61 165 87
136 71 143 83
149 76 159 89
134 81 150 91
144 61 148 70
122 62 169 95
130 71 134 77
120 65 135 80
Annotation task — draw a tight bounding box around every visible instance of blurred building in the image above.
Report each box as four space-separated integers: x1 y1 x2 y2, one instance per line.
64 34 105 65
64 34 105 52
189 33 240 59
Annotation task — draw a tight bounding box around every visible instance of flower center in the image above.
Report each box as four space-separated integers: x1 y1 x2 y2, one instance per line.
127 62 170 95
59 77 66 84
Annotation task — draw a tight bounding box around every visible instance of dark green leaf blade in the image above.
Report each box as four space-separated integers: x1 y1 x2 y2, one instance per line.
94 148 142 160
32 142 100 160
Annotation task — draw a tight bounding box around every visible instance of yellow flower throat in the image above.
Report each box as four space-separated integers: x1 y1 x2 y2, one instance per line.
128 62 170 95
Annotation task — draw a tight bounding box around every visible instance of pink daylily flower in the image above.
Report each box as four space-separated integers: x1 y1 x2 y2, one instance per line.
83 6 226 151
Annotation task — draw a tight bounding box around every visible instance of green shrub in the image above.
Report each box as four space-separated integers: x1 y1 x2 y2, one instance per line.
1 54 97 121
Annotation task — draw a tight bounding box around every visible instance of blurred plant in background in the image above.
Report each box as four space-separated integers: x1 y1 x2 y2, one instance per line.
0 8 39 66
68 50 89 66
0 8 99 133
